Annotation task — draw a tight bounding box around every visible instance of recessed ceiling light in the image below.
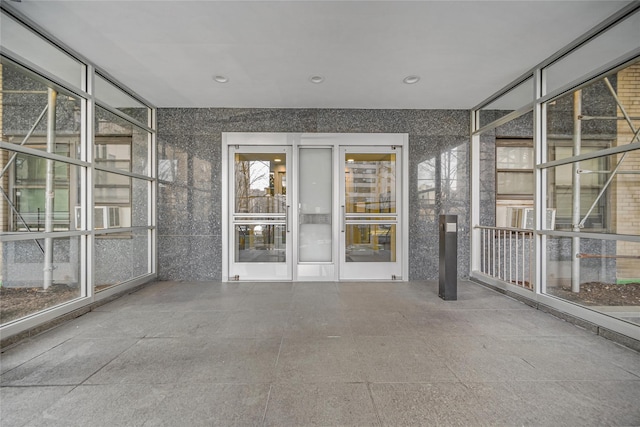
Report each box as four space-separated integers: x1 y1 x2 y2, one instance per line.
347 158 355 163
274 158 281 162
309 75 324 84
403 75 420 84
213 75 229 83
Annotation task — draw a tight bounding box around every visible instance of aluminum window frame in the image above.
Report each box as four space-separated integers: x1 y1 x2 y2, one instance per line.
0 2 157 339
471 4 640 342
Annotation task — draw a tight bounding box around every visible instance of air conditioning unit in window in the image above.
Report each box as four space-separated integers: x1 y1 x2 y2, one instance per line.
95 206 132 229
75 206 106 229
507 207 532 229
506 207 556 230
94 206 109 229
74 206 83 230
74 206 132 229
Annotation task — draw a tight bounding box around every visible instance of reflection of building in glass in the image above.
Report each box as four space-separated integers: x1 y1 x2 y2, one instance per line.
344 154 397 262
1 56 151 294
477 58 640 312
345 156 395 214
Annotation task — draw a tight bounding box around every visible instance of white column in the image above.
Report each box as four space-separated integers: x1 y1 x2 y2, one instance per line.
43 88 57 290
571 90 581 293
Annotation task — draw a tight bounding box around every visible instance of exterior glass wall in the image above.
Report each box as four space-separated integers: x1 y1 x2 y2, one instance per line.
0 7 156 336
472 5 640 338
540 62 640 324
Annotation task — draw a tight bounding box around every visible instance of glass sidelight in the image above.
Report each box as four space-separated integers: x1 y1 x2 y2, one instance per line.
298 148 332 263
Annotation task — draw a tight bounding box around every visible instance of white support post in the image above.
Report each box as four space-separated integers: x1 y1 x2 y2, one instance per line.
43 88 57 290
571 90 581 293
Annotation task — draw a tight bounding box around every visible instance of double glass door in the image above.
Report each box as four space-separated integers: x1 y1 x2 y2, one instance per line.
228 143 403 281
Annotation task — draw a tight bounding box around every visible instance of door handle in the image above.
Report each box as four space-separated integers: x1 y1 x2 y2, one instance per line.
286 205 291 233
341 205 345 233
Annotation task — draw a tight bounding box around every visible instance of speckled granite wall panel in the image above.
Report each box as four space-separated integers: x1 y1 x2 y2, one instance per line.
546 79 617 137
479 132 497 227
495 111 533 138
158 235 222 281
409 135 470 280
316 109 407 133
157 108 470 281
196 108 319 134
405 110 471 136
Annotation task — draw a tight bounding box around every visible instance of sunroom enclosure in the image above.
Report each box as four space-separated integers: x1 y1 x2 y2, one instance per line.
0 6 157 340
471 3 640 341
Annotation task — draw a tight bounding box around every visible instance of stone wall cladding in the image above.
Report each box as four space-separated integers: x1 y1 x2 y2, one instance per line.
156 108 471 281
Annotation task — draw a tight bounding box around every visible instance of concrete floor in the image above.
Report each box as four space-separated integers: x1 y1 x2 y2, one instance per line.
1 280 639 426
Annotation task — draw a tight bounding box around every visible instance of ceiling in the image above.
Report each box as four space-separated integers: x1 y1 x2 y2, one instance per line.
5 0 632 109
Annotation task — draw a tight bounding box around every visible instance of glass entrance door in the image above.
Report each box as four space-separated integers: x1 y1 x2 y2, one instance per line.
229 146 292 280
225 134 406 282
340 147 402 280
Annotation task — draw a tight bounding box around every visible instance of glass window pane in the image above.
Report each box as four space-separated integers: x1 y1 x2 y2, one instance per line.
545 236 640 326
497 171 534 195
545 59 640 230
345 224 396 262
235 224 286 263
546 58 639 161
0 236 82 324
234 153 286 214
299 148 332 263
479 77 533 128
545 11 640 95
94 229 149 291
496 146 534 169
94 74 148 124
94 171 148 228
0 12 84 88
1 149 81 232
1 59 82 160
345 153 396 214
95 107 150 176
546 149 639 234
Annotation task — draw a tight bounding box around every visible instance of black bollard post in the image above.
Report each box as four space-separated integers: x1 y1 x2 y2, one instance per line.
439 214 457 301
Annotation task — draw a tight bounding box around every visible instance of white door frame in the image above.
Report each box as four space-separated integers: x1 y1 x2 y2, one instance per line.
227 144 292 281
339 145 403 281
222 132 408 281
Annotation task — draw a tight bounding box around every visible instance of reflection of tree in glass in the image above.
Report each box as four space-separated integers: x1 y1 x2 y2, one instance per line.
235 159 270 213
417 145 465 221
417 157 437 220
235 158 286 213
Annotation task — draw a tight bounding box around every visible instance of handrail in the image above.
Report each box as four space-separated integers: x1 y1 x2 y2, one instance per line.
475 225 533 233
577 253 640 260
477 225 534 290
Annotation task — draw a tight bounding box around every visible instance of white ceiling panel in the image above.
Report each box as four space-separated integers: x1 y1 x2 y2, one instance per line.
4 0 632 108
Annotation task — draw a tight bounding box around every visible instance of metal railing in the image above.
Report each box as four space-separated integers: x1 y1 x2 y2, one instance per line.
477 225 534 290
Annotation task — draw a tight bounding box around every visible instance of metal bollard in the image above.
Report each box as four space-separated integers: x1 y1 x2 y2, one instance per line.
439 215 457 301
